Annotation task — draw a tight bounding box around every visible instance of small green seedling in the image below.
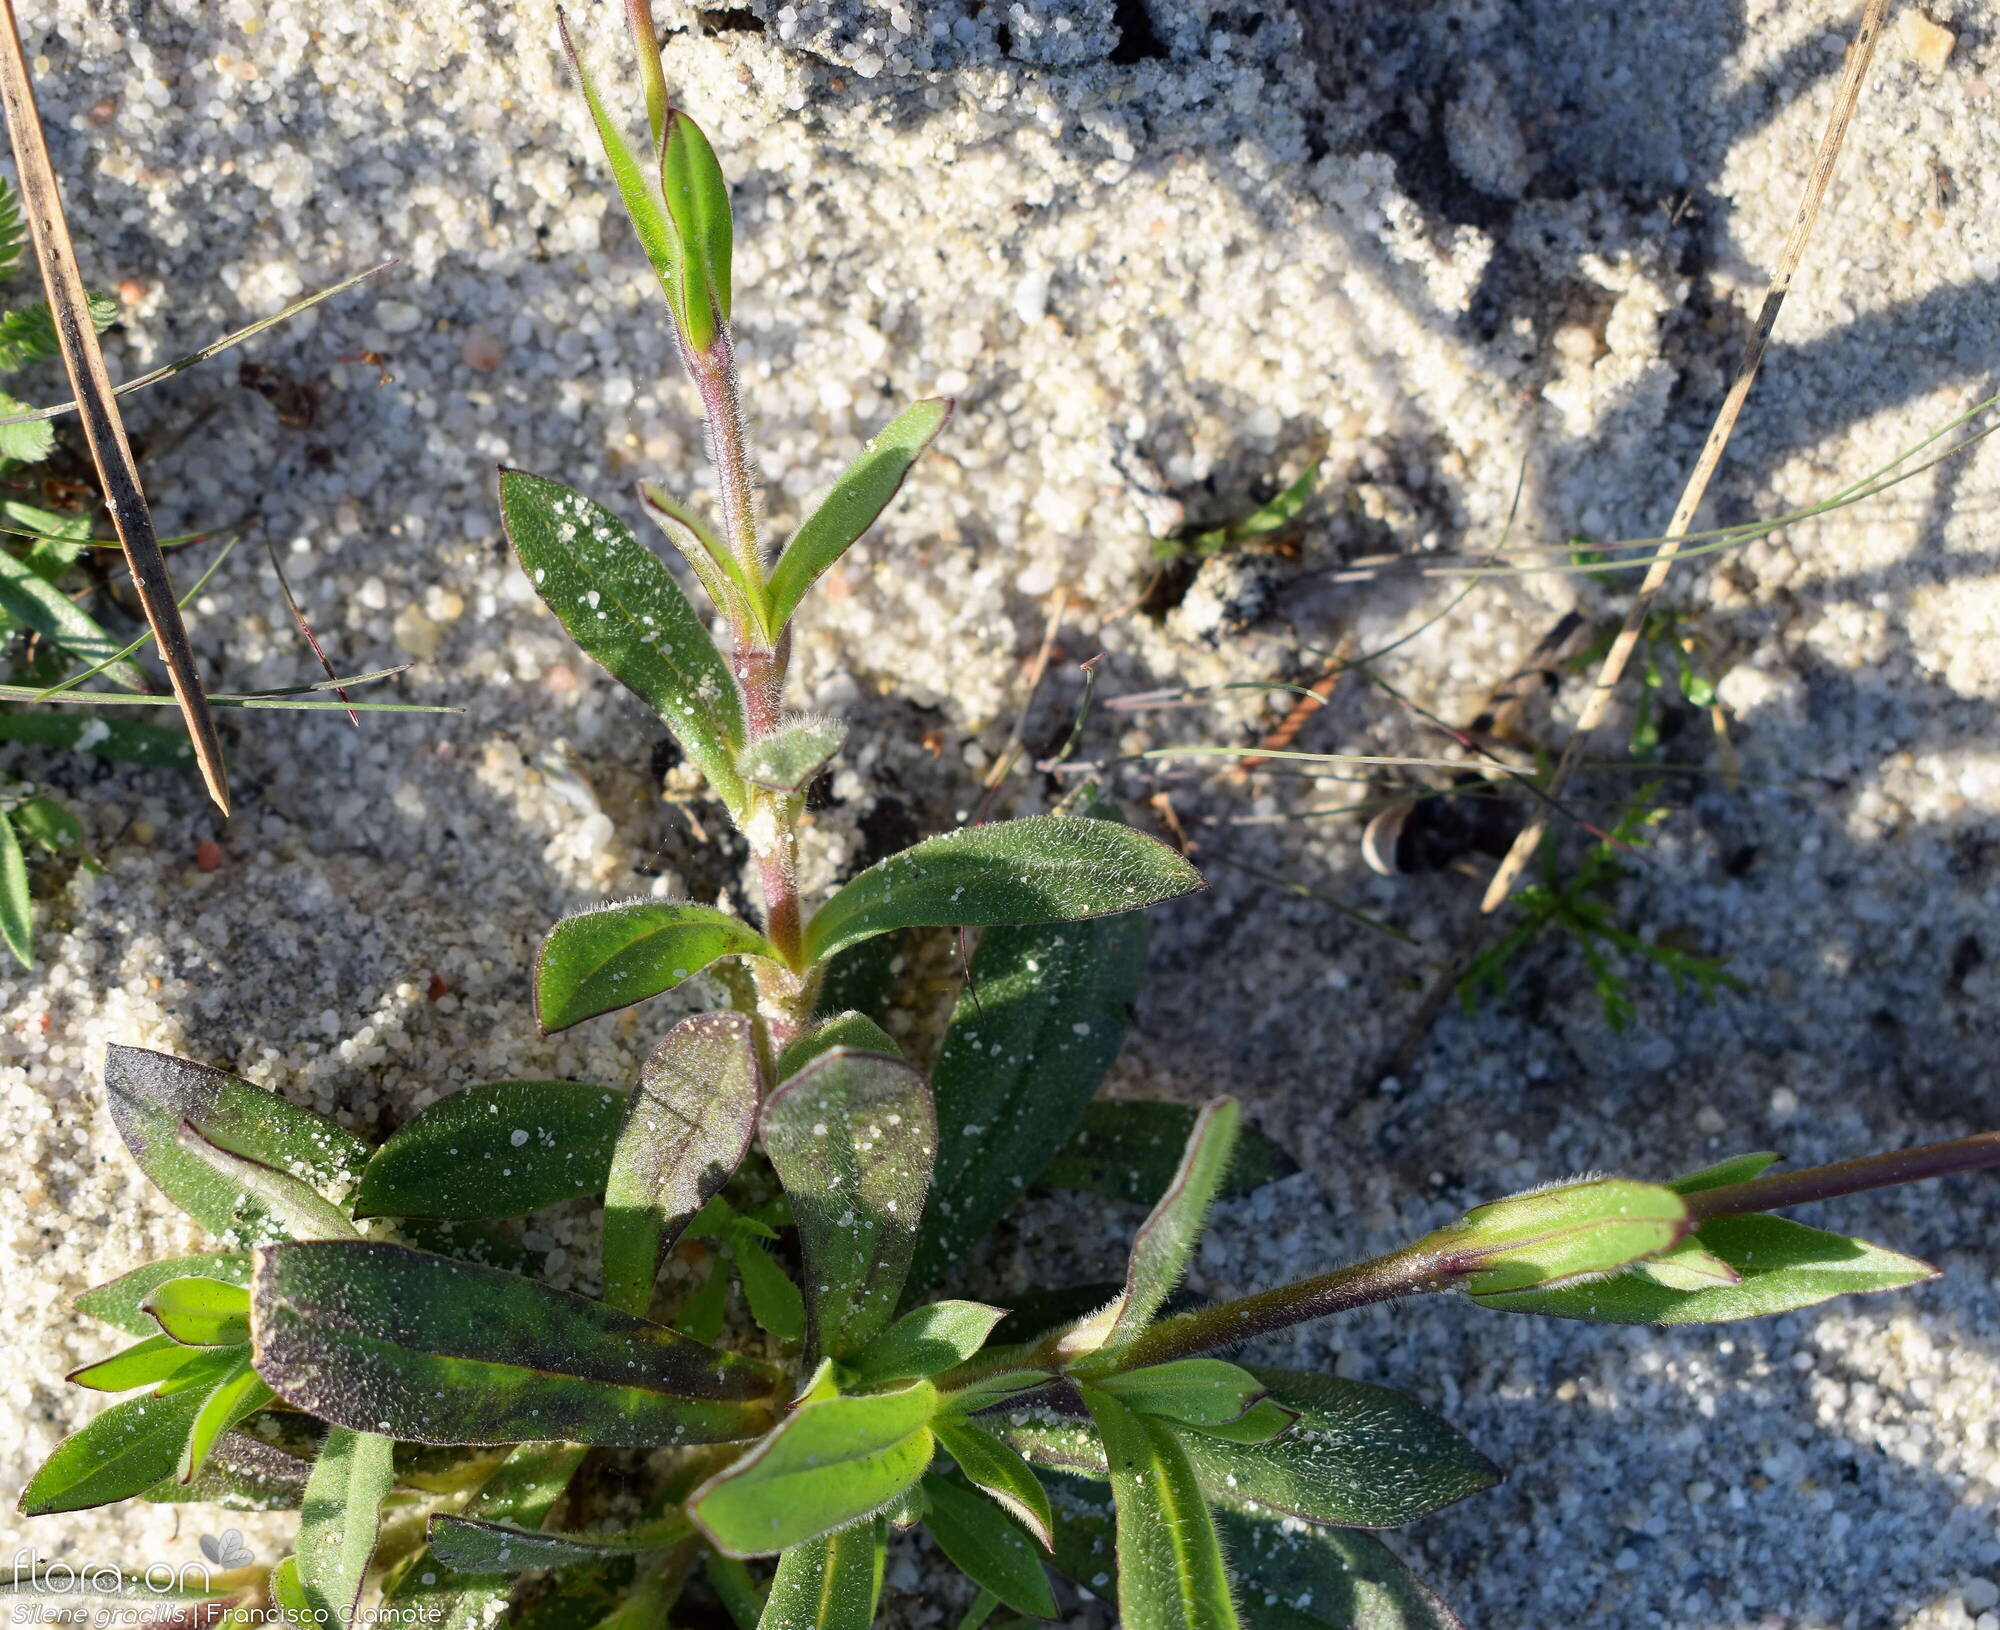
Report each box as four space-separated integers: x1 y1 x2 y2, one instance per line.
17 15 2000 1630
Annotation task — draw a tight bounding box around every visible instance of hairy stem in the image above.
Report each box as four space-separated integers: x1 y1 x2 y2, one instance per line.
1684 1132 2000 1222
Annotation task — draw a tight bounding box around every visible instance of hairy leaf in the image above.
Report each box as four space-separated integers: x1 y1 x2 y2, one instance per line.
1476 1213 1937 1324
766 399 952 633
1669 1151 1780 1193
252 1240 777 1446
1104 1099 1241 1350
1041 1100 1298 1206
803 815 1204 966
67 1334 208 1393
103 1046 370 1245
179 1352 273 1483
1094 1359 1268 1430
19 1374 224 1515
603 1012 760 1315
143 1275 251 1346
170 1121 359 1243
762 1049 936 1361
501 469 746 811
299 1427 394 1621
922 1472 1057 1619
738 715 846 794
76 1254 251 1337
0 545 147 690
776 1010 900 1080
933 1416 1054 1550
908 905 1149 1297
353 1081 627 1220
688 1380 938 1558
1081 1385 1240 1630
1221 1510 1466 1630
427 1514 686 1574
731 1231 806 1343
143 1430 311 1512
756 1521 884 1630
850 1301 1008 1385
1435 1179 1690 1297
535 901 777 1033
659 109 732 350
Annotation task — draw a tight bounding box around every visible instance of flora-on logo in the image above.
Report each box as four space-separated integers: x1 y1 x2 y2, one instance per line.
196 1532 253 1570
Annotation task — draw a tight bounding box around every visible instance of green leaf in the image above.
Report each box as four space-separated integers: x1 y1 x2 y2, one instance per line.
689 1380 937 1558
143 1430 312 1511
535 901 777 1033
814 932 902 1026
76 1254 251 1336
674 1251 730 1342
603 1012 761 1315
298 1427 394 1621
1094 1359 1267 1431
756 1521 884 1630
1180 1368 1499 1528
908 901 1150 1298
1635 1237 1742 1289
731 1231 807 1343
67 1333 209 1393
1476 1213 1937 1324
500 469 746 812
179 1352 273 1483
849 1301 1008 1385
19 1374 227 1514
352 1081 627 1220
765 399 952 634
933 1417 1054 1550
803 815 1203 966
761 1048 937 1361
384 1443 588 1630
638 480 744 615
1101 1099 1241 1351
0 711 198 767
738 715 847 795
1080 1385 1240 1630
0 545 148 690
169 1119 361 1243
270 1558 311 1619
1040 1100 1298 1206
0 387 52 462
777 1011 901 1081
922 1472 1057 1619
1189 1399 1300 1447
659 110 732 351
143 1275 251 1345
1220 1510 1464 1630
103 1045 371 1245
0 809 28 968
427 1513 687 1574
11 793 88 861
0 290 116 372
251 1240 778 1446
1450 1180 1689 1296
1668 1151 1780 1193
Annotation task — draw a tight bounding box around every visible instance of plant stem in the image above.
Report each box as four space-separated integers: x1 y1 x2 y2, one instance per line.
1684 1132 2000 1222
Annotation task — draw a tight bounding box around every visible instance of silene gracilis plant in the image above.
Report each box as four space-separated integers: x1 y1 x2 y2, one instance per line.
17 12 2000 1630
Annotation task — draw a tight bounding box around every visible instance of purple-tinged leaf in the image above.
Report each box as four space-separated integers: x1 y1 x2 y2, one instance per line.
298 1428 394 1623
933 1417 1054 1550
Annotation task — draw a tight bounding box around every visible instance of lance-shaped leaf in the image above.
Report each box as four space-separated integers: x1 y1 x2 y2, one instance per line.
1093 1359 1268 1432
170 1122 359 1244
0 811 27 967
659 109 732 352
535 902 778 1034
766 398 953 634
757 1521 884 1630
776 1011 900 1080
179 1352 273 1484
934 1417 1054 1550
1041 1100 1298 1207
19 1362 232 1514
384 1443 588 1630
1634 1237 1742 1290
761 1049 937 1361
687 1380 937 1557
849 1300 1008 1386
1422 1179 1689 1297
802 815 1204 967
1080 1385 1240 1630
427 1513 688 1574
1475 1213 1937 1324
1669 1151 1781 1193
352 1081 628 1220
251 1240 778 1446
298 1427 394 1622
738 716 846 795
76 1254 251 1337
1180 1368 1499 1529
0 545 147 690
639 481 749 616
143 1276 251 1345
500 470 746 812
603 1012 761 1316
270 1559 312 1619
0 711 198 767
922 1472 1057 1619
908 905 1149 1298
1220 1510 1466 1630
731 1228 807 1343
143 1430 312 1511
103 1046 370 1244
68 1334 209 1393
1100 1099 1241 1352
